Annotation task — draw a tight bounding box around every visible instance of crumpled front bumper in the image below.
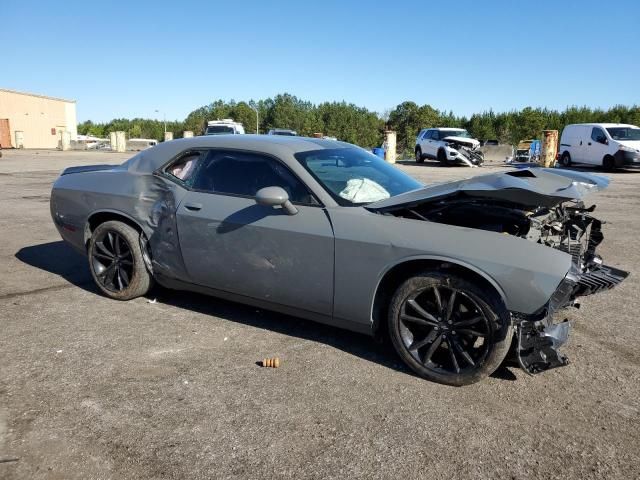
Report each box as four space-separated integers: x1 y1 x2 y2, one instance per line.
447 146 483 167
515 263 629 374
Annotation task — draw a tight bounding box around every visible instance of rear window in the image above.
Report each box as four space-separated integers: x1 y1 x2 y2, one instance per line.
205 126 235 135
271 130 296 136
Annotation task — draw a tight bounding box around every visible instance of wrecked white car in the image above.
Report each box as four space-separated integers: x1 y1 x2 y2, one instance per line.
415 128 484 167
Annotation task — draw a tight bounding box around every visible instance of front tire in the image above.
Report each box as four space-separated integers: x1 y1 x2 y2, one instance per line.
560 152 572 167
388 272 513 386
88 220 152 300
437 148 449 166
603 155 616 172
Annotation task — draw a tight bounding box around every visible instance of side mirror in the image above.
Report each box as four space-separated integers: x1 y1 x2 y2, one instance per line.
255 186 298 215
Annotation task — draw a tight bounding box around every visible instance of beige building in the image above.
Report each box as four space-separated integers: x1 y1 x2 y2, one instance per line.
0 88 77 149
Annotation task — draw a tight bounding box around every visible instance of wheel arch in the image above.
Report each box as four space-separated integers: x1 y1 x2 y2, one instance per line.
85 210 146 250
370 256 507 339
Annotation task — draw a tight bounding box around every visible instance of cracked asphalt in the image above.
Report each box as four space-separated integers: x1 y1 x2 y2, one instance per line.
1 149 639 479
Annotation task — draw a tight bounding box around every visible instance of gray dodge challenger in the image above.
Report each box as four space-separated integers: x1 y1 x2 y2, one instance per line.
50 135 628 385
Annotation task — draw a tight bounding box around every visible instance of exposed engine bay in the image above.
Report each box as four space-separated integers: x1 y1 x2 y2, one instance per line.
443 137 485 167
389 195 599 261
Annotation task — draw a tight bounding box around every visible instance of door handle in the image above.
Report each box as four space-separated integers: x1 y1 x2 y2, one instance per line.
184 202 202 211
588 142 592 146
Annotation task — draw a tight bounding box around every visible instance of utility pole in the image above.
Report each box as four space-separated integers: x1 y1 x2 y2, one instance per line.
249 104 259 134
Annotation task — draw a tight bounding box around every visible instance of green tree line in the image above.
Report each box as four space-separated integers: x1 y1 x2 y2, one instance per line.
78 93 640 154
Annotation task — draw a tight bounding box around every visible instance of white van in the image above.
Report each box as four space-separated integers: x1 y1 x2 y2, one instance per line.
558 123 640 170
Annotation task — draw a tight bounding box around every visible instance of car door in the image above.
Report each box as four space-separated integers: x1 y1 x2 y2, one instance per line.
174 148 335 315
587 127 609 165
422 129 435 157
417 129 429 155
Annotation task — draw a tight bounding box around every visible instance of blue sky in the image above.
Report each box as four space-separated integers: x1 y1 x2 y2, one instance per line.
3 0 639 122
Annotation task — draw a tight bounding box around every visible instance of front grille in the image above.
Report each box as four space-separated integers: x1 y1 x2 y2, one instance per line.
575 265 629 296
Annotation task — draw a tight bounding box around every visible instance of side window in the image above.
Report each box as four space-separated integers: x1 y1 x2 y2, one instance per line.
190 150 317 205
591 128 607 144
423 130 432 140
431 130 440 141
165 151 203 185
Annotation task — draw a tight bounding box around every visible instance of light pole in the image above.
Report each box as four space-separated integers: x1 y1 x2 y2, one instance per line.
155 109 166 134
249 104 259 134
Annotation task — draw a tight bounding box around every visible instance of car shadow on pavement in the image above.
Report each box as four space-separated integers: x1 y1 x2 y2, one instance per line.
16 240 519 383
153 285 414 376
15 241 97 293
153 286 518 383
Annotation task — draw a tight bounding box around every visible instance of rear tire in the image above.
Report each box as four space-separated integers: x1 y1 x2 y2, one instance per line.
560 152 572 167
88 220 152 300
437 148 449 166
388 271 513 386
415 147 424 163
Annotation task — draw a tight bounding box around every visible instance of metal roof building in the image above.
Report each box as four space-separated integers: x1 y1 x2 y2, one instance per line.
0 88 77 149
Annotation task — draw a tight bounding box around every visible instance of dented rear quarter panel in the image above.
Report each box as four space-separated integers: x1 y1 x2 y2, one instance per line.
51 168 192 280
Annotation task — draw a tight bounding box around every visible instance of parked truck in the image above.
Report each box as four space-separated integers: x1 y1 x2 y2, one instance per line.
514 139 541 163
204 119 245 136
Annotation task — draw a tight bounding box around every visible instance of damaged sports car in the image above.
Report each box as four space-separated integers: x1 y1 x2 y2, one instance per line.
50 136 628 385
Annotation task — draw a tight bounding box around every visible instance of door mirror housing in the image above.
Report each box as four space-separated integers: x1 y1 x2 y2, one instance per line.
255 186 298 215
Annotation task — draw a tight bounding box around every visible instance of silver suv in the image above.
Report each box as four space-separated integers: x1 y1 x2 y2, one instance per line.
415 128 483 167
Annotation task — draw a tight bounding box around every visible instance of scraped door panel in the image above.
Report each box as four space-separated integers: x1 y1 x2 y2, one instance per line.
176 192 334 315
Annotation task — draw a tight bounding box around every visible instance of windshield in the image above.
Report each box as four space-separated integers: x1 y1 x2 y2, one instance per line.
295 148 423 205
205 125 234 135
442 129 471 138
606 127 640 141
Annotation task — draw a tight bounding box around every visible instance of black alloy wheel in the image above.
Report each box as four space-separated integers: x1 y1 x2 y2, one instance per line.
399 285 491 375
388 272 512 385
88 220 152 300
91 229 134 292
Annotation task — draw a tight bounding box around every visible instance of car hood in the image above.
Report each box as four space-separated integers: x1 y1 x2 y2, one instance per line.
442 135 480 147
366 167 609 211
617 140 640 151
